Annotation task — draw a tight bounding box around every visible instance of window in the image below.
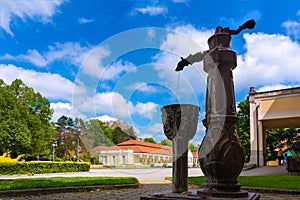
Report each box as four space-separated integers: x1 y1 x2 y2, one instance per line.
122 155 126 165
103 156 107 165
112 156 116 165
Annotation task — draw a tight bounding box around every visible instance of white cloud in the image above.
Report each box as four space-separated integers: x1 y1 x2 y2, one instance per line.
81 45 111 77
129 102 158 119
95 114 118 122
18 49 47 67
0 0 65 36
172 0 189 3
78 18 95 24
127 82 158 93
234 32 300 91
50 102 87 122
146 123 163 133
0 42 93 67
0 64 74 101
256 84 300 93
153 25 212 101
45 42 93 66
134 6 167 16
75 91 158 121
101 61 137 81
282 20 300 39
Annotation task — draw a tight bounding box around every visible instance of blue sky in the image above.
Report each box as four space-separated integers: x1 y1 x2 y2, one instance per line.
1 0 300 145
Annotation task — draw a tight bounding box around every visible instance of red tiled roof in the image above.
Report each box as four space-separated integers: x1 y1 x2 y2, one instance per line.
192 152 198 158
90 145 119 154
116 140 172 156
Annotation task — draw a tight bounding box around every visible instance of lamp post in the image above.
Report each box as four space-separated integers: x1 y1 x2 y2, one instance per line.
76 123 82 162
52 140 57 162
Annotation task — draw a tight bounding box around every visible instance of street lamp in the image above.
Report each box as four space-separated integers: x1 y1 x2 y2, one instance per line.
76 123 82 162
52 140 57 162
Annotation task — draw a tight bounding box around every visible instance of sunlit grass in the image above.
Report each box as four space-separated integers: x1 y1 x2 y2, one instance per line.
188 176 300 190
0 177 138 190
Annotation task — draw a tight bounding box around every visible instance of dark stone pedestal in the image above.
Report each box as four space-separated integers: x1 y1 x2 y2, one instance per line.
140 189 260 200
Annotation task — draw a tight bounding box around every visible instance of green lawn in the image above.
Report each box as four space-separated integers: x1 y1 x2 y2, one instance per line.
188 176 300 190
0 177 138 191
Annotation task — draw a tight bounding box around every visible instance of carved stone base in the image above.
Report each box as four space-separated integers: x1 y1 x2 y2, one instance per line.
140 189 260 200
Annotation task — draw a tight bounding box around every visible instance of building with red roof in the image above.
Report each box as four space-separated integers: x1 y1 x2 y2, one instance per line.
91 139 197 167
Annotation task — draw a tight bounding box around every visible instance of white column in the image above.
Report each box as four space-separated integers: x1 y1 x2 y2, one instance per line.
249 92 259 166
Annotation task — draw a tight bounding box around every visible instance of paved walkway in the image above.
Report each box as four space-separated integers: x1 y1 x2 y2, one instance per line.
0 183 299 200
0 166 299 200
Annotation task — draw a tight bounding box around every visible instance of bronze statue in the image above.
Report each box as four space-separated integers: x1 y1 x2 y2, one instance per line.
140 19 259 200
175 19 255 71
176 19 259 199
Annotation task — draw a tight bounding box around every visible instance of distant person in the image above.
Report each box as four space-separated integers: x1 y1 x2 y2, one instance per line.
277 149 283 165
36 154 40 161
282 151 287 166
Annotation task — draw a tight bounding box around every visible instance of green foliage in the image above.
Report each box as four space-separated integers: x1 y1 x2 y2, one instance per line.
280 128 300 159
160 139 172 146
236 98 250 162
86 119 113 146
0 79 55 157
0 162 90 175
144 138 157 144
266 129 282 160
112 127 131 144
188 176 300 190
189 143 199 152
0 177 138 191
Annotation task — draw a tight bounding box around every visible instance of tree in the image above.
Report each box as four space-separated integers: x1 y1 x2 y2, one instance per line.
144 138 157 144
85 119 113 147
236 98 251 162
266 129 282 160
112 127 131 144
280 128 300 159
189 143 199 152
161 138 172 146
0 79 55 157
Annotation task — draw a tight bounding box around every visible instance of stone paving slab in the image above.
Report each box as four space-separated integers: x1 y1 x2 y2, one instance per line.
0 184 300 200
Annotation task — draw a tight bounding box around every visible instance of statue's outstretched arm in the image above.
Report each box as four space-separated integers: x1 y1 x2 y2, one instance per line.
228 19 256 35
175 50 208 71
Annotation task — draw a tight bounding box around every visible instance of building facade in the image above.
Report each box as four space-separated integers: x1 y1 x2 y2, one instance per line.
91 139 197 167
249 86 300 166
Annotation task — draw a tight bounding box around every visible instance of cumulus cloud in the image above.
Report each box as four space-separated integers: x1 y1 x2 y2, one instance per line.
129 102 158 119
80 45 111 77
75 91 158 121
133 6 167 16
50 102 87 122
153 25 212 101
0 64 74 101
0 42 93 67
0 0 65 36
234 32 300 91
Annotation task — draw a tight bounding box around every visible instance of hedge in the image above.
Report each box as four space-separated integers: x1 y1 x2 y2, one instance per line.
0 161 90 175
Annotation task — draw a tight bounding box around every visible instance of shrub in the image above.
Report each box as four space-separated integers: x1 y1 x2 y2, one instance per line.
0 162 90 175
